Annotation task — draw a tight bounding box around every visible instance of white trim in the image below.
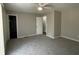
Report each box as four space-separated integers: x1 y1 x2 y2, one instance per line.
17 34 38 39
0 4 5 55
7 14 18 38
61 36 79 42
54 36 60 39
46 34 55 39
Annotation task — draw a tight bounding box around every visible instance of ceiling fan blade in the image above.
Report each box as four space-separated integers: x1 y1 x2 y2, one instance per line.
38 3 49 7
44 6 52 9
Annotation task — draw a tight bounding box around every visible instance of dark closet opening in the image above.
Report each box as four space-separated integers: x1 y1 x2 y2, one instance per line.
9 15 17 39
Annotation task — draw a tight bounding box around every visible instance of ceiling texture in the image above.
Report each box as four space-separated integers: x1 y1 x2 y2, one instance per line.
4 3 79 14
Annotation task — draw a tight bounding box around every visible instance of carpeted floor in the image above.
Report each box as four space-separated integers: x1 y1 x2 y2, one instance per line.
6 35 79 55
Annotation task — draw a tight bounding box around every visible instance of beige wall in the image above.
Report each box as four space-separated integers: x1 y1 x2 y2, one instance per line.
0 4 5 55
61 7 79 40
46 10 54 38
2 6 9 45
46 10 61 39
17 13 36 38
54 11 61 37
7 11 36 38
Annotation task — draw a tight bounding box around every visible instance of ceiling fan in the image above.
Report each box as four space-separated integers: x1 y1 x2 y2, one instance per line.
37 3 52 11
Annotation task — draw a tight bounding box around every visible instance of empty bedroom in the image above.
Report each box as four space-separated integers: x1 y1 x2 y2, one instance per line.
0 3 79 55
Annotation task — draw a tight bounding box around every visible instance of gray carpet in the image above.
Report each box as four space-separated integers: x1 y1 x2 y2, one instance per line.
6 35 79 55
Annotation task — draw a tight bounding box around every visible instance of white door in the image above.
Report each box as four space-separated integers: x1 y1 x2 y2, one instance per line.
36 17 43 34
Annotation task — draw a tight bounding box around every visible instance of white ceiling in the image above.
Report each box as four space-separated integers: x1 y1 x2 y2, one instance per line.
4 3 79 14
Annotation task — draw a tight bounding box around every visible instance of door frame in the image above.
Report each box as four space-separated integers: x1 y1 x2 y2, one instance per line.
43 15 47 34
7 14 18 38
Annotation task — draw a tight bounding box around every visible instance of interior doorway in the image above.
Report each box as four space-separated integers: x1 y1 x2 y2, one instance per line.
9 15 17 39
36 17 43 34
36 16 47 35
43 16 47 35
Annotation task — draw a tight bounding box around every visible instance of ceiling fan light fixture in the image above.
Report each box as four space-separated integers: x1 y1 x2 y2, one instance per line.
37 7 43 11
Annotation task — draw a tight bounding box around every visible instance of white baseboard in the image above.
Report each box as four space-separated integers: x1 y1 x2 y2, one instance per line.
54 36 60 39
61 36 79 42
17 35 25 38
17 34 38 39
46 34 55 39
27 34 38 37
